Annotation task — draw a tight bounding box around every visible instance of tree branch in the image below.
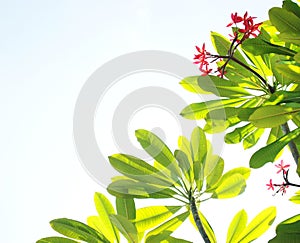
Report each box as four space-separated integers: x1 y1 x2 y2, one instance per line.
281 123 299 165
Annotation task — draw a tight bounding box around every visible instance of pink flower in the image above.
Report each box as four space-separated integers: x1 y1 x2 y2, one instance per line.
275 160 290 174
226 12 243 27
193 43 212 76
266 179 274 191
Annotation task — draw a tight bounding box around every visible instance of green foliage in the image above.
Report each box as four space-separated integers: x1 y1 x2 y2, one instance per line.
289 190 300 204
269 214 300 242
180 1 300 171
226 207 276 243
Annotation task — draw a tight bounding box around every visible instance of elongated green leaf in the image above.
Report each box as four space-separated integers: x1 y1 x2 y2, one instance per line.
243 128 265 149
197 75 251 98
242 38 296 56
180 98 245 120
178 136 194 182
267 126 283 144
216 167 251 185
226 209 247 243
37 237 79 243
249 105 300 128
236 207 276 243
212 174 246 199
270 214 300 243
190 127 207 191
278 32 300 45
107 179 176 199
145 211 189 242
135 129 182 181
250 127 300 168
109 154 173 186
174 150 192 183
225 124 256 144
276 64 300 82
160 236 192 243
50 218 107 243
269 7 300 34
94 193 119 242
134 206 182 232
116 198 136 220
109 215 138 243
180 76 211 94
290 191 300 204
283 0 300 18
205 155 224 190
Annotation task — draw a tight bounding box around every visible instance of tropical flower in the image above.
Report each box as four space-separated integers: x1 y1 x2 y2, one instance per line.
266 179 274 191
275 160 290 174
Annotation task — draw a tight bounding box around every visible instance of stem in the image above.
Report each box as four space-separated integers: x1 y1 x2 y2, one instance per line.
281 123 299 165
190 196 210 243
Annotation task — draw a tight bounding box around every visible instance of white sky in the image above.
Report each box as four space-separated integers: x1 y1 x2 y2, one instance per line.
2 0 299 242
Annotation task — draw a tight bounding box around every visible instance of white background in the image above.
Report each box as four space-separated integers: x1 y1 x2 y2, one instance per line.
1 0 299 242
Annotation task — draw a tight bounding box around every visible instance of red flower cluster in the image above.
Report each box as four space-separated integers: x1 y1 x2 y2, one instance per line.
193 43 212 76
227 12 261 41
266 160 291 195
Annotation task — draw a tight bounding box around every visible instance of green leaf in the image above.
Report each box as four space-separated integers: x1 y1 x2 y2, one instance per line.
50 218 107 243
225 124 256 144
134 206 182 232
267 126 283 144
107 179 176 199
93 193 119 242
180 76 211 94
242 38 296 56
174 150 192 184
236 206 276 243
243 128 265 149
180 98 245 120
205 155 224 190
278 32 300 45
226 209 247 243
135 129 182 181
250 127 300 168
197 75 251 98
269 214 300 242
37 237 79 243
282 0 300 18
116 198 136 220
276 64 300 82
109 215 138 243
212 174 246 199
269 7 300 34
160 236 192 243
190 127 207 191
249 105 300 128
290 191 300 204
109 154 173 186
178 136 194 182
145 211 189 242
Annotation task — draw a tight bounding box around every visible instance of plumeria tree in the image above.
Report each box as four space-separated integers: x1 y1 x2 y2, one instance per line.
38 0 300 242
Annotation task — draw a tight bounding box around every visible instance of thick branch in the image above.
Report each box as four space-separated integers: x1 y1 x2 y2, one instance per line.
281 123 299 165
190 196 210 243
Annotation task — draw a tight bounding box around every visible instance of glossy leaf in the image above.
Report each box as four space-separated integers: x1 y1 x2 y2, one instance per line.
174 150 192 183
94 193 119 242
269 7 300 34
289 190 300 204
180 98 245 120
37 237 79 243
212 174 246 199
226 209 247 243
109 154 173 186
250 127 300 168
278 32 300 45
116 198 136 220
205 155 224 190
109 215 138 243
243 128 264 149
269 214 300 242
225 124 256 144
107 179 176 199
135 129 182 180
276 64 300 82
134 206 182 232
50 218 107 243
236 207 276 243
242 38 296 56
145 211 189 242
180 76 211 94
249 105 300 128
